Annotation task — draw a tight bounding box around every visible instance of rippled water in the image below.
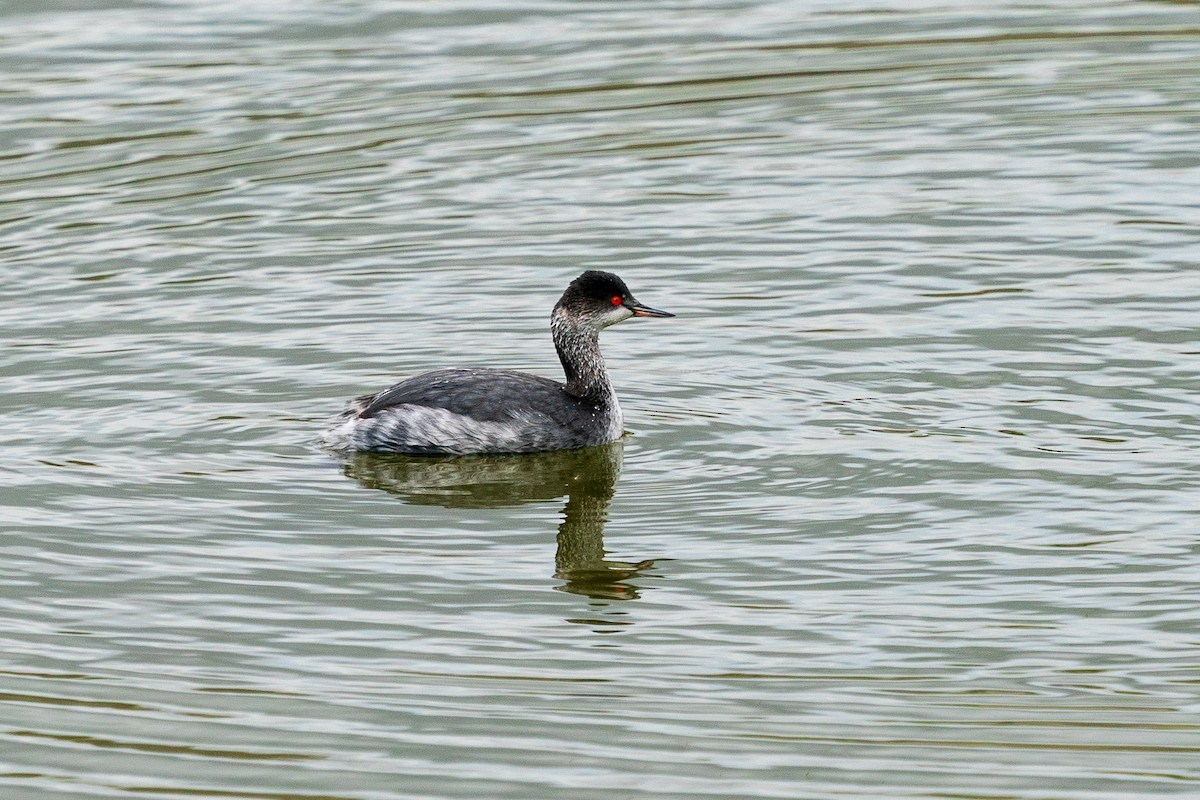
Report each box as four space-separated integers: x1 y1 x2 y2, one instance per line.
3 1 1199 798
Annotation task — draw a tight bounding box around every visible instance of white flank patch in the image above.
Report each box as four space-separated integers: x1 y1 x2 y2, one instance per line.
321 405 588 455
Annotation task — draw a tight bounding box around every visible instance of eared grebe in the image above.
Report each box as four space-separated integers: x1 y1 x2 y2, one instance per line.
321 271 673 455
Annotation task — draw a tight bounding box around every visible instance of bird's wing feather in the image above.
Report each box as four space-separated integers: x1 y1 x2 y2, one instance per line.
356 367 576 424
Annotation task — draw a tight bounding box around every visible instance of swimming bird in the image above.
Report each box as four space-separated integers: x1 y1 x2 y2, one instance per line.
321 271 673 455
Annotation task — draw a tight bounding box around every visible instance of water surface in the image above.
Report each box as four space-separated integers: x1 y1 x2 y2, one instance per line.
2 1 1199 798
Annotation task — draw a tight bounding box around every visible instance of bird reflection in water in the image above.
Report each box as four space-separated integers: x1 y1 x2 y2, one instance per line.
338 442 654 601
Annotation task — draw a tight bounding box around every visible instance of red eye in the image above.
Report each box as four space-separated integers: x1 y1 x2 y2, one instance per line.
611 296 622 306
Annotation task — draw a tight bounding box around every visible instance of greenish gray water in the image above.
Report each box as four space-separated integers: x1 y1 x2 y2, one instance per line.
2 1 1199 798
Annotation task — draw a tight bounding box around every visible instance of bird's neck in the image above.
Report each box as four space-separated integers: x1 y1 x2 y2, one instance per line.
552 310 613 404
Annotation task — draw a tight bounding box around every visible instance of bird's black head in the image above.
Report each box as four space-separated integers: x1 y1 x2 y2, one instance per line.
554 270 673 330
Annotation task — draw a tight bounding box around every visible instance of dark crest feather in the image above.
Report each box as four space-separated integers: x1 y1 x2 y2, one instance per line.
556 270 631 309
